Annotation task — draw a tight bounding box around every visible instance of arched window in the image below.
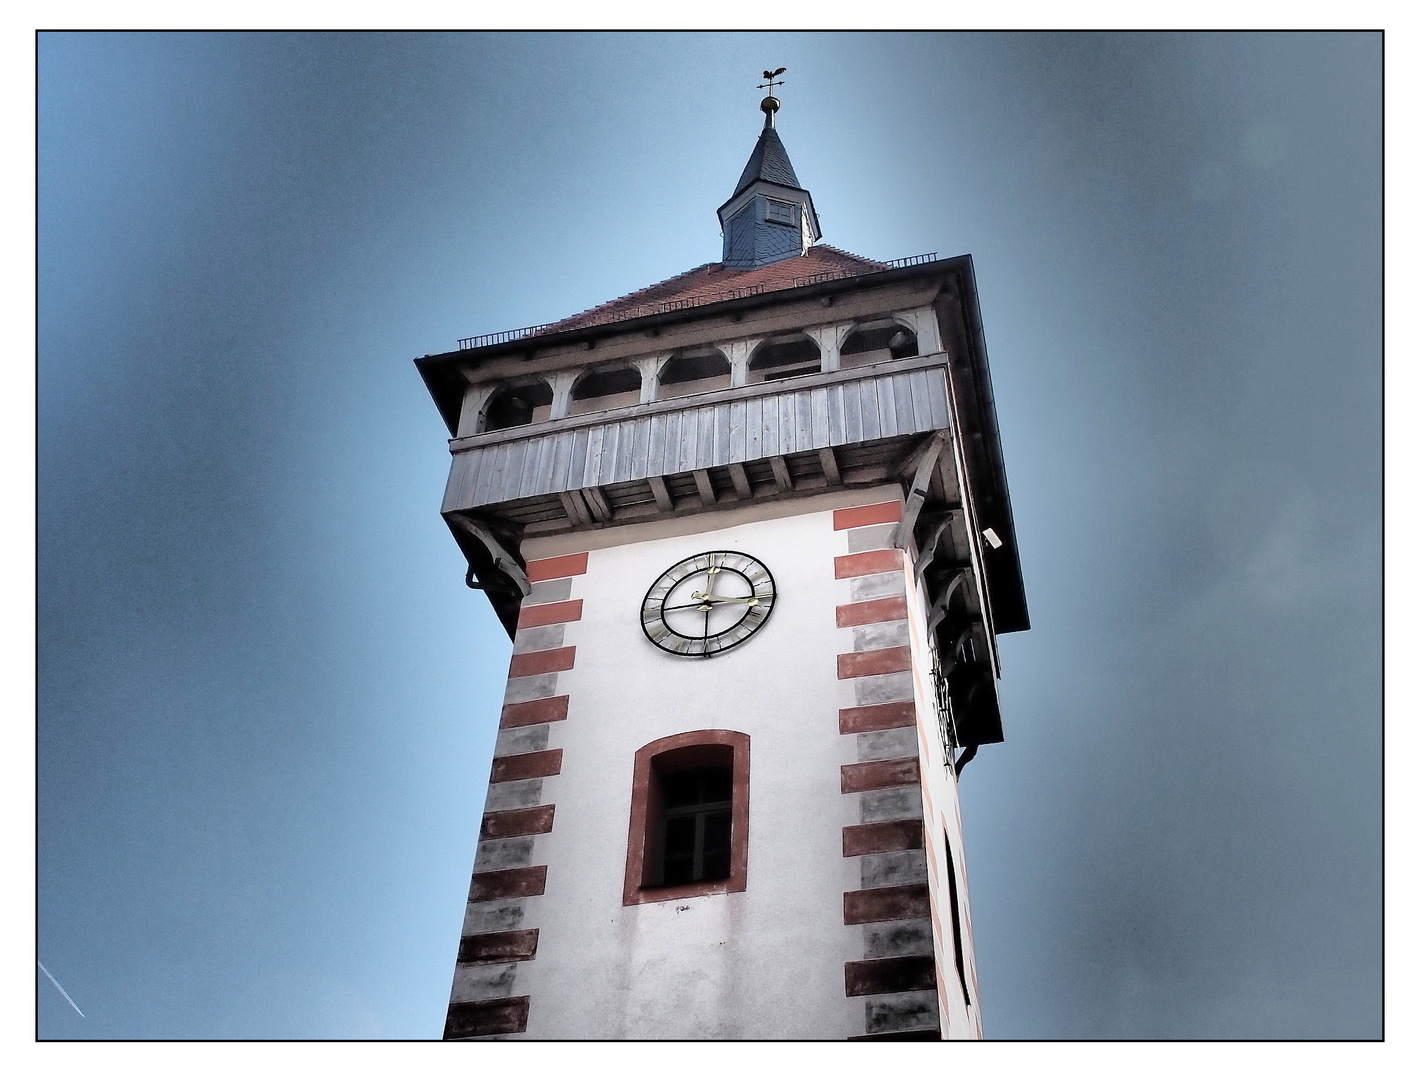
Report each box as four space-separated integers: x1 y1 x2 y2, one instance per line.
569 366 642 416
658 348 732 400
840 320 919 369
623 730 750 905
747 333 821 383
482 380 553 432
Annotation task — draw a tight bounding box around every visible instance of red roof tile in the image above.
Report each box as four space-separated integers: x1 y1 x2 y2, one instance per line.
541 245 890 335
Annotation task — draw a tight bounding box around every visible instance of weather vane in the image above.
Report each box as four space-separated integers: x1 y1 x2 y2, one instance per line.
757 67 786 96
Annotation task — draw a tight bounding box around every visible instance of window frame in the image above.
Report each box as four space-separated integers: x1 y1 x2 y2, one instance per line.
622 730 751 906
764 198 796 225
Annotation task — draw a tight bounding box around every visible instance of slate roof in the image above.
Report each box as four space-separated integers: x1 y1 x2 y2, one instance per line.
731 124 802 196
539 245 890 335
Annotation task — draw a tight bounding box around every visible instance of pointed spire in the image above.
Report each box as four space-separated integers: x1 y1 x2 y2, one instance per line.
716 83 821 268
731 123 802 198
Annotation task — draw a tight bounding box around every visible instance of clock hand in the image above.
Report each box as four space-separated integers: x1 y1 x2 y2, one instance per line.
692 590 763 607
664 599 714 612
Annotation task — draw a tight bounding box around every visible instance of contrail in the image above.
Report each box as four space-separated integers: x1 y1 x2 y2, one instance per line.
37 961 85 1018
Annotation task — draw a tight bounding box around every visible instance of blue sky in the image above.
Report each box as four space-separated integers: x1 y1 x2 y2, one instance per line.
37 32 1381 1039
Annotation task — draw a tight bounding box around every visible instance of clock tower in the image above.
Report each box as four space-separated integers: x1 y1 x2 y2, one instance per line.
415 90 1028 1040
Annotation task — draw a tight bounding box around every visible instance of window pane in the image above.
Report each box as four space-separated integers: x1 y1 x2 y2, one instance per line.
654 762 735 886
701 810 732 881
660 772 700 809
661 765 730 809
699 768 732 805
662 816 697 885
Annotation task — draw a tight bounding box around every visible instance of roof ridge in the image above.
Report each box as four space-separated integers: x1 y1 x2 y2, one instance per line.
809 243 889 268
541 262 718 333
528 246 898 339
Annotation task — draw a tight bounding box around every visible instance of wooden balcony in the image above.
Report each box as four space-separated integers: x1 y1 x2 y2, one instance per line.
441 352 951 537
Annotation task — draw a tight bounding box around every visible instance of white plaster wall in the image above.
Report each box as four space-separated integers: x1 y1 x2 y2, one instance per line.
513 504 870 1038
901 541 985 1040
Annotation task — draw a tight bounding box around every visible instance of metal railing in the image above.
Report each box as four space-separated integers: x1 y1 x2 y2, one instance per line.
458 323 556 350
457 252 940 351
885 252 939 270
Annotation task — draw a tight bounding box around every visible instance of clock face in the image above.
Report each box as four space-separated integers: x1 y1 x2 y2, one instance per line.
640 550 777 658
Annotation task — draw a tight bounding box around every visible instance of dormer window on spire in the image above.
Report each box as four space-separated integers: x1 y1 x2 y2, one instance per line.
764 199 795 225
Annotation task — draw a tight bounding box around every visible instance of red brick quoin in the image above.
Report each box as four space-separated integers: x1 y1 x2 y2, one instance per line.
525 552 589 582
479 805 555 840
833 501 903 531
837 646 912 679
843 883 931 925
517 599 583 629
470 865 548 902
842 819 925 857
840 757 922 794
508 647 576 678
489 749 563 783
444 997 530 1039
835 549 904 579
836 596 908 627
457 928 540 964
499 696 570 728
838 701 917 735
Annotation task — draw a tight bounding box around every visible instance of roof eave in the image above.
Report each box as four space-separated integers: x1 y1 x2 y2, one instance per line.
944 255 1030 635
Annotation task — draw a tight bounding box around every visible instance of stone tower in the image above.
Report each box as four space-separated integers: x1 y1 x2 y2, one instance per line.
415 92 1028 1040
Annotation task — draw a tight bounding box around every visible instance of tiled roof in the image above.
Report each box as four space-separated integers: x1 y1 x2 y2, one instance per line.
731 125 801 197
540 245 890 335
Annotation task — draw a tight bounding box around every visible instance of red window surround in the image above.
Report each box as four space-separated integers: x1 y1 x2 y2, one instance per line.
622 730 750 906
